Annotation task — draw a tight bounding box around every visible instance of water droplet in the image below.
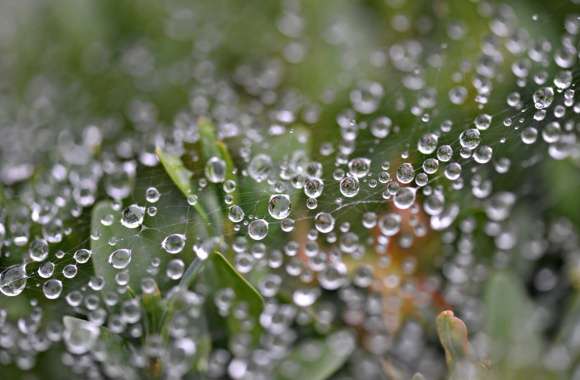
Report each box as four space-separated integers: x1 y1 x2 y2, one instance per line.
0 265 27 296
348 157 371 178
42 279 63 300
533 86 554 109
417 133 439 154
474 113 492 130
205 156 227 183
339 175 360 197
394 187 416 209
459 128 481 150
396 163 415 184
379 213 401 236
162 234 187 254
73 248 92 264
228 205 245 223
145 186 161 203
248 154 273 182
166 259 185 280
29 239 49 262
370 116 392 138
268 194 291 220
314 212 335 233
121 204 145 229
109 248 132 269
63 317 100 355
304 177 324 198
248 219 269 240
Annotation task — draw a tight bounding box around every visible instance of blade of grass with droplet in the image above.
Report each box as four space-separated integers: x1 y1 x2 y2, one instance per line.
197 117 239 240
156 147 210 227
198 117 238 201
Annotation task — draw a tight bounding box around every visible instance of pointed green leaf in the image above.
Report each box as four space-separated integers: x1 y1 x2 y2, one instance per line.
204 251 264 342
156 147 210 226
155 147 194 197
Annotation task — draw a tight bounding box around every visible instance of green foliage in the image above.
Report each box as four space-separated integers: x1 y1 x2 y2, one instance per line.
274 330 356 380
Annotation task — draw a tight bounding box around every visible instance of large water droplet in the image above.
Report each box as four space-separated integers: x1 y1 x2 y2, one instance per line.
248 219 269 240
268 194 291 220
0 265 27 297
162 234 187 254
43 279 63 300
205 156 227 183
63 317 100 355
339 175 360 198
314 212 335 233
109 248 132 269
121 204 145 229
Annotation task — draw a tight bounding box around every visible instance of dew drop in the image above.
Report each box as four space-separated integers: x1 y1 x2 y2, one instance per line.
268 194 291 220
162 234 187 254
205 156 227 183
0 265 27 297
109 248 132 270
228 205 245 223
339 175 360 197
314 212 335 233
248 219 269 240
121 204 145 229
42 279 63 300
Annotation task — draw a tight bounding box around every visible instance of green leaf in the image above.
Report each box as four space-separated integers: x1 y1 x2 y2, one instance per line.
198 117 221 163
275 330 355 380
178 257 206 291
238 125 311 218
556 292 580 354
156 147 194 197
156 147 210 226
197 117 240 208
484 271 542 369
142 285 165 336
158 287 212 377
204 251 264 343
159 257 205 336
91 165 203 297
153 257 212 375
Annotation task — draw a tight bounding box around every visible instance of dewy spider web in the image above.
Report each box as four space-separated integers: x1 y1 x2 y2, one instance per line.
0 1 579 379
